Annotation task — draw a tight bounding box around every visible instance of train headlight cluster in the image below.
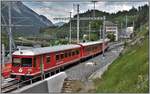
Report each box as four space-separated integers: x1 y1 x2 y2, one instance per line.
27 68 32 74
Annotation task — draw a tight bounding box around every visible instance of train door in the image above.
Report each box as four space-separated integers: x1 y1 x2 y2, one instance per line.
40 55 44 75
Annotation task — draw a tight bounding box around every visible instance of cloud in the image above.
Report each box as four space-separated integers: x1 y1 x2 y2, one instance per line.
23 1 149 23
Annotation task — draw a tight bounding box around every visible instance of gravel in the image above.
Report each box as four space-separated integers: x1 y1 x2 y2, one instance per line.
65 43 123 82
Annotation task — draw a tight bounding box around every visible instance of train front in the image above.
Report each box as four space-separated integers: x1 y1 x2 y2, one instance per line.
11 50 36 80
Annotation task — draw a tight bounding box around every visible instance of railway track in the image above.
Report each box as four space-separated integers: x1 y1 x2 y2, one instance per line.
1 79 19 93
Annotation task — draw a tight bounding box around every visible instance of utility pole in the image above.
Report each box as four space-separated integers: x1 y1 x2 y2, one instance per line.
89 22 91 41
99 26 101 40
77 4 80 43
102 16 105 58
121 22 123 41
8 2 12 63
69 12 72 43
2 44 5 68
91 0 97 18
133 15 135 30
125 15 128 32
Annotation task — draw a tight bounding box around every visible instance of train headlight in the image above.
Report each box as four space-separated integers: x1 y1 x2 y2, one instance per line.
27 68 32 74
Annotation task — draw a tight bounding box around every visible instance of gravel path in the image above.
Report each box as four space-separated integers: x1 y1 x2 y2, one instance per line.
65 44 123 82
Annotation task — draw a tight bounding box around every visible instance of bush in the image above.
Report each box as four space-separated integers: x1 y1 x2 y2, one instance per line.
107 33 115 42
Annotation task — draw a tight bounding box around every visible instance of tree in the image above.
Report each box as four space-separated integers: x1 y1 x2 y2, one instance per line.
107 33 115 42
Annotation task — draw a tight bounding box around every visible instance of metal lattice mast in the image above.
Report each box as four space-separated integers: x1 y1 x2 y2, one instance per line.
2 44 5 68
77 4 80 43
8 1 12 62
102 16 106 57
69 12 72 43
89 22 91 41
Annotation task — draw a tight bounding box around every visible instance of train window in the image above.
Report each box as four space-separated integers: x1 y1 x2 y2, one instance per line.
21 58 32 67
33 57 36 67
68 52 71 57
65 52 68 58
72 51 75 56
61 53 64 59
12 58 21 67
46 56 50 64
56 54 59 61
85 48 88 51
76 50 79 55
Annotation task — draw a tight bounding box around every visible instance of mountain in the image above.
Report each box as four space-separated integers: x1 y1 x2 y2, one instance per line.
1 1 54 36
54 22 66 27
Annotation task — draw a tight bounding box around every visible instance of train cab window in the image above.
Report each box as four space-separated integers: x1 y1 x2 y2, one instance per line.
21 58 32 67
12 58 21 67
46 56 50 64
33 57 36 67
56 54 60 61
61 53 64 59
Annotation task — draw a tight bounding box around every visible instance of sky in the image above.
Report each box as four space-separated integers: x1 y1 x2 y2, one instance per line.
23 1 149 23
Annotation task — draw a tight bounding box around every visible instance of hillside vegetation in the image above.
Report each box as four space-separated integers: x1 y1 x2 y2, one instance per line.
41 5 148 41
94 25 149 92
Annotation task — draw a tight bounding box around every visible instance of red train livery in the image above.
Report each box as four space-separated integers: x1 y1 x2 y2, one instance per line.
11 39 109 80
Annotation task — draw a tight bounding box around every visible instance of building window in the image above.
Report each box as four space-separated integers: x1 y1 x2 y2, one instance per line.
46 55 50 64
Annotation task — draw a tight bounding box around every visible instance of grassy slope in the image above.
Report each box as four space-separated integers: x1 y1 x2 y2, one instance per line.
94 29 149 93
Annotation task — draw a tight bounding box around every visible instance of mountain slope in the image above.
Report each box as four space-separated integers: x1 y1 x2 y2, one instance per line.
1 1 53 36
54 22 66 27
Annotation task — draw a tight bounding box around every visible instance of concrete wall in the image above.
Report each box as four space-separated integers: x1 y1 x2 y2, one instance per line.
13 72 67 93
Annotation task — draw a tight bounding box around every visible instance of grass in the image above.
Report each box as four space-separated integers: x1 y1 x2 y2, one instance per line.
94 29 149 93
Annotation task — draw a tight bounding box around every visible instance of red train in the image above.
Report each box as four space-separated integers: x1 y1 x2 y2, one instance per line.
11 39 109 80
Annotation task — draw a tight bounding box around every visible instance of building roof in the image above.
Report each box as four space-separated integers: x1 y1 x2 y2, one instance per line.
13 44 81 56
105 21 117 26
79 39 110 46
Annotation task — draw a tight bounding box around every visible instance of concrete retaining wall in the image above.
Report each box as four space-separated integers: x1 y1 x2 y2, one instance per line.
13 72 67 93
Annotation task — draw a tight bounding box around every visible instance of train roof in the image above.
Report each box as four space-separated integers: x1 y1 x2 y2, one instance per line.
79 39 110 46
13 44 81 56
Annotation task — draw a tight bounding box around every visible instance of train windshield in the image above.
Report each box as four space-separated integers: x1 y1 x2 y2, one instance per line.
21 58 32 67
12 58 32 67
12 58 21 67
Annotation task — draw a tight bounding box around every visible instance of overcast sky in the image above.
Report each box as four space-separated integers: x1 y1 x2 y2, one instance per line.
23 1 148 23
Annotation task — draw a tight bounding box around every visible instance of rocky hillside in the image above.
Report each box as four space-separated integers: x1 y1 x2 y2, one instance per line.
1 1 54 36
